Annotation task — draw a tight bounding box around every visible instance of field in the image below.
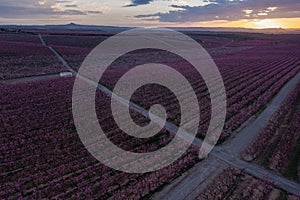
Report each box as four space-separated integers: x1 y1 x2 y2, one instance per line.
198 168 299 199
1 30 300 199
1 78 201 199
243 80 300 182
41 32 300 142
0 34 65 79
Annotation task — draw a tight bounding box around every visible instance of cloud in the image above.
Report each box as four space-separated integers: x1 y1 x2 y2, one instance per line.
135 0 300 22
87 11 103 14
63 9 86 15
0 0 102 18
123 0 154 7
55 0 72 2
0 6 87 18
64 4 78 8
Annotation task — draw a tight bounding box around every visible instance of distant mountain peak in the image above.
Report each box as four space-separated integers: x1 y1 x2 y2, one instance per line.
67 23 78 26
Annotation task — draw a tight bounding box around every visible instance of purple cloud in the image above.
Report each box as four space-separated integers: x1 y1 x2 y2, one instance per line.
0 0 102 18
124 0 154 7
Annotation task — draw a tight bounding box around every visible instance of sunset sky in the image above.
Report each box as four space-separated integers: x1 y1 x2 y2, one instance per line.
0 0 299 29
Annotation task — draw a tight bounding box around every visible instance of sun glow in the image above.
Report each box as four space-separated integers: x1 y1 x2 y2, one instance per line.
252 19 282 29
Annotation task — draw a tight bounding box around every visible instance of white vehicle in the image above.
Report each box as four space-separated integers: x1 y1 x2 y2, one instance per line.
60 72 73 77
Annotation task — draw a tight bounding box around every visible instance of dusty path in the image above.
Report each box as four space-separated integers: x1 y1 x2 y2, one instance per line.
38 34 47 46
1 73 63 84
153 157 229 200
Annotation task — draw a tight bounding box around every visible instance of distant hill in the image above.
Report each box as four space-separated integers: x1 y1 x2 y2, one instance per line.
0 23 130 32
0 23 299 34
